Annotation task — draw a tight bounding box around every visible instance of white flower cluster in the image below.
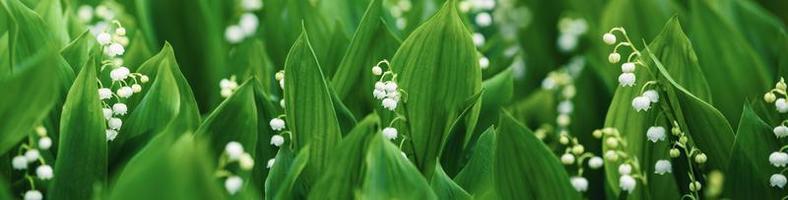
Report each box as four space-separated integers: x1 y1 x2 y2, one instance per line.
225 0 262 44
98 65 148 141
557 17 588 52
596 127 643 193
603 28 644 88
762 79 788 189
389 0 413 30
371 60 402 111
222 141 255 195
219 76 240 98
79 4 128 50
632 89 659 112
12 126 56 200
617 163 636 193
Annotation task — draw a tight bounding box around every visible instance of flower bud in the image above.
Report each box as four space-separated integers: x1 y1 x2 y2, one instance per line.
694 153 707 164
765 92 777 103
608 52 621 63
603 33 617 45
669 148 680 158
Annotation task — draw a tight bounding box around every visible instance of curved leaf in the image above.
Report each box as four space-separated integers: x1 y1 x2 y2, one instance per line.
495 111 580 200
391 0 482 178
265 147 309 200
361 134 437 199
50 58 107 200
430 164 471 200
454 127 496 199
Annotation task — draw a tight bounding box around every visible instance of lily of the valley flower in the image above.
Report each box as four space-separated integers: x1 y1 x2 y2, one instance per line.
225 141 244 161
588 156 604 169
654 160 672 175
382 127 398 140
631 96 651 112
646 126 666 143
24 190 42 200
771 174 787 188
570 176 589 192
618 73 636 87
269 118 286 131
224 176 243 195
270 135 284 147
770 152 788 167
36 165 53 180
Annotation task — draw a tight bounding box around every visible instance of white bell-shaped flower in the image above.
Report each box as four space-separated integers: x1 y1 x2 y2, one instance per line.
225 141 245 161
570 176 589 192
269 118 286 131
373 89 387 100
618 73 636 87
479 57 490 69
239 13 259 36
97 32 112 45
382 127 398 140
774 125 788 138
560 153 575 165
608 52 621 63
621 62 635 73
382 98 398 111
113 103 128 115
106 129 118 141
603 33 617 45
618 163 632 175
384 81 398 92
110 67 130 81
776 98 788 113
132 84 142 93
99 88 113 100
224 176 243 195
475 12 492 27
25 149 40 163
631 96 651 112
103 108 113 120
769 152 788 167
108 117 123 130
107 43 125 57
371 66 383 76
241 0 263 11
643 90 659 103
558 100 573 114
654 160 672 175
270 135 285 147
36 165 53 180
588 156 603 169
619 175 636 193
24 190 43 200
646 126 666 143
117 86 133 98
771 174 787 188
38 137 52 150
12 156 27 170
239 153 255 170
472 32 485 47
225 25 245 44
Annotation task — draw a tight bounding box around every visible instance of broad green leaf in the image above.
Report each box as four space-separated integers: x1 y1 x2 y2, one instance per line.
360 134 437 199
4 0 58 68
50 58 107 200
0 177 8 200
430 164 471 200
454 127 496 199
724 104 785 199
60 31 96 72
508 90 556 129
33 0 69 46
320 22 350 78
647 51 735 172
110 133 225 200
512 0 562 95
331 0 400 116
283 30 342 185
251 81 281 194
123 31 154 70
265 147 309 200
495 111 580 200
647 17 711 101
391 0 482 178
475 68 513 143
228 39 274 94
688 0 771 125
0 50 60 155
730 0 786 74
309 114 378 200
260 0 332 67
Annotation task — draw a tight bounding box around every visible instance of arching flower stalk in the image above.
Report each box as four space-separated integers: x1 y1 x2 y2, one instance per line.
371 59 410 152
603 27 710 199
95 21 149 142
11 126 56 200
224 0 262 44
763 78 788 192
216 141 255 195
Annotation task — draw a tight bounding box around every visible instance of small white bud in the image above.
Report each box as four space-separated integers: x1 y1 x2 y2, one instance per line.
275 71 285 81
619 175 636 193
769 152 788 167
110 67 130 81
224 176 243 195
558 100 573 114
374 81 386 90
269 118 286 131
220 89 233 98
384 81 398 92
220 79 238 90
689 181 702 192
113 103 128 116
694 153 707 164
475 12 492 27
632 96 651 112
765 92 777 103
479 56 490 69
654 160 672 175
382 98 398 111
561 153 575 165
108 117 123 130
107 43 125 57
371 66 383 75
557 114 571 127
771 174 787 188
140 75 150 83
99 88 113 100
115 27 127 36
279 99 285 108
103 108 113 120
38 137 52 150
604 150 619 161
97 32 112 45
279 78 285 89
270 135 285 147
225 25 245 44
106 129 118 141
570 176 589 192
605 137 619 148
241 0 263 11
776 98 788 113
77 5 93 22
646 126 666 143
618 73 636 87
774 125 788 138
239 13 259 36
608 52 621 63
588 156 603 169
267 158 276 169
36 165 53 180
12 156 27 170
618 163 632 175
131 84 142 93
35 126 46 136
643 90 659 103
382 127 398 140
239 153 255 170
603 33 617 45
24 149 39 163
472 32 485 47
621 62 635 73
225 141 244 161
24 190 43 200
117 87 133 98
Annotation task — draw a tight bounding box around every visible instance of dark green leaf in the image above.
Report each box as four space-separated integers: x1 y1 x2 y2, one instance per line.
360 134 437 199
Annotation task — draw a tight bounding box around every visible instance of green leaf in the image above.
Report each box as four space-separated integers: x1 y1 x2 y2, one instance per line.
729 0 786 74
647 17 712 101
391 0 482 178
0 49 60 155
228 39 274 94
360 134 437 199
110 133 225 200
0 176 10 200
724 103 785 199
33 0 69 46
475 68 513 143
495 111 580 200
60 31 96 72
430 164 471 200
331 0 400 112
251 81 281 194
260 0 332 67
309 114 378 199
283 29 342 185
50 57 107 200
265 146 309 200
688 0 771 125
454 127 496 199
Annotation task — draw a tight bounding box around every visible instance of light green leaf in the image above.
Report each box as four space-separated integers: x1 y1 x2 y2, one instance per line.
430 164 471 200
33 0 69 46
724 103 785 199
60 31 96 72
495 111 580 200
454 127 496 199
283 29 342 185
391 0 482 178
360 134 437 199
265 146 310 200
50 57 107 200
647 17 711 101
